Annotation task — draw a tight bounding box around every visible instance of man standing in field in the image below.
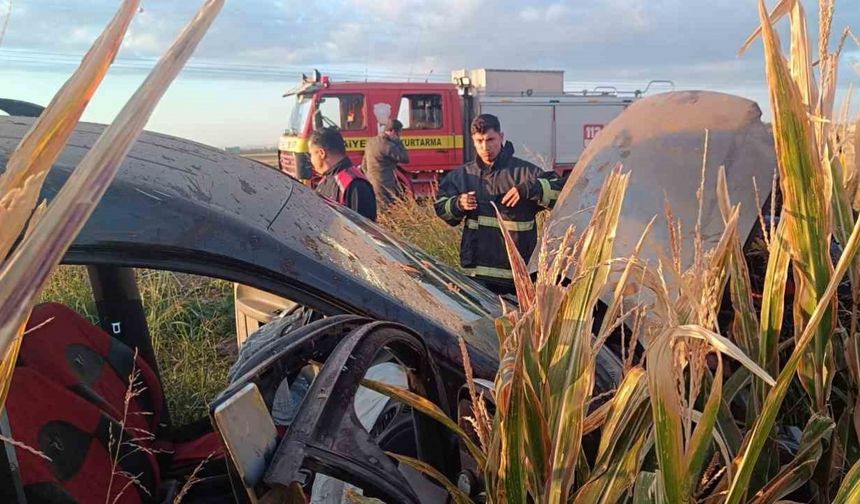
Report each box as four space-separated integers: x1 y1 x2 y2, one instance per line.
362 119 410 207
434 114 563 295
309 127 377 221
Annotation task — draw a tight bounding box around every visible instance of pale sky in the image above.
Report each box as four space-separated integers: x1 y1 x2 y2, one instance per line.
1 0 859 148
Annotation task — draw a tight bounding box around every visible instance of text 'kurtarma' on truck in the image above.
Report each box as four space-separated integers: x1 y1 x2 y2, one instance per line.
278 69 672 195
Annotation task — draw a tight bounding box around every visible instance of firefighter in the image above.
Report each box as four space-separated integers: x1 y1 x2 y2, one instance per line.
434 114 563 295
362 119 410 207
309 127 377 221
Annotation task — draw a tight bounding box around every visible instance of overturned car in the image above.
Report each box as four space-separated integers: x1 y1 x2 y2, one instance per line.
0 89 782 503
0 113 624 503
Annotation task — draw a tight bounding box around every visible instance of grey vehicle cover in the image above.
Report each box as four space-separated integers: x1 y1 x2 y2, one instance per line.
532 91 777 305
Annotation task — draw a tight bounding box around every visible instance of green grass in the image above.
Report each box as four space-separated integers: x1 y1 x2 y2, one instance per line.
378 196 463 269
137 270 234 426
377 195 550 269
38 265 98 322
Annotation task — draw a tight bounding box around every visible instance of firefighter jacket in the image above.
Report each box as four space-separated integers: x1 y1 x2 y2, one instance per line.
362 134 410 205
315 157 378 221
434 141 563 292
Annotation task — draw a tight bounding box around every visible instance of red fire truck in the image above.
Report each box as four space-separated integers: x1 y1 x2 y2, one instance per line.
278 69 670 196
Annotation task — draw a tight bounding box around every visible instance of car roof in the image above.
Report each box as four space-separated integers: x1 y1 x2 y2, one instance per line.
0 116 501 376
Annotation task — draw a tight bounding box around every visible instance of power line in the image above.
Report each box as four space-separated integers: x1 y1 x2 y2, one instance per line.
0 47 450 83
3 47 671 98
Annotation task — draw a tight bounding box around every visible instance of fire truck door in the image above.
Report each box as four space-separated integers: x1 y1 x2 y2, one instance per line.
395 92 458 172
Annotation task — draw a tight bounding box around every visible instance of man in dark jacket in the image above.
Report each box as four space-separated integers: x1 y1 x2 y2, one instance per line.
434 114 563 295
362 119 410 207
309 127 377 221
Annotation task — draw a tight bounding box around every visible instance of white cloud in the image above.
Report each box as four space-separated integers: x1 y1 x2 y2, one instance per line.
2 0 859 93
122 32 163 54
519 7 541 22
68 26 100 44
520 2 571 23
519 3 570 23
348 0 409 23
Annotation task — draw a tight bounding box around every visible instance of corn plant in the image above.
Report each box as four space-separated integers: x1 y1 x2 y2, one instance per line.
0 0 223 408
369 1 860 503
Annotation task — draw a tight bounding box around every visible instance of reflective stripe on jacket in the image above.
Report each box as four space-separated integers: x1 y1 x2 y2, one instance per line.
434 141 562 286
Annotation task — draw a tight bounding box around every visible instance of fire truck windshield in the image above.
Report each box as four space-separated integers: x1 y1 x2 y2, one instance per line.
285 95 313 135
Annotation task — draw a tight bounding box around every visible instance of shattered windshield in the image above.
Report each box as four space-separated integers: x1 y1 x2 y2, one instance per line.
322 202 503 356
268 181 504 357
327 202 501 320
285 95 313 135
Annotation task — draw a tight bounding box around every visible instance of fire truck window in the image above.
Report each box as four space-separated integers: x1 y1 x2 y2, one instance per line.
315 94 365 131
396 97 411 129
397 94 443 130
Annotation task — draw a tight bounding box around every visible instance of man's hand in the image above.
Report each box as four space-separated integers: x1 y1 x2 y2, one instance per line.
458 191 477 211
501 186 521 207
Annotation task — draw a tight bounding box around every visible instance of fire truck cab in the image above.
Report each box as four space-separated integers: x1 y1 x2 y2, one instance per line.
278 69 669 196
279 72 463 195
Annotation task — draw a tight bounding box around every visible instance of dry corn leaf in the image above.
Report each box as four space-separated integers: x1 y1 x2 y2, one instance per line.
386 452 474 504
0 0 224 396
739 0 793 56
833 456 860 504
726 117 860 504
361 377 486 468
0 0 140 260
0 0 141 407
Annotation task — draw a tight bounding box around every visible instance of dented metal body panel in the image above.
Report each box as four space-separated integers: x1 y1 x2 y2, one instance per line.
535 91 776 300
0 116 502 377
